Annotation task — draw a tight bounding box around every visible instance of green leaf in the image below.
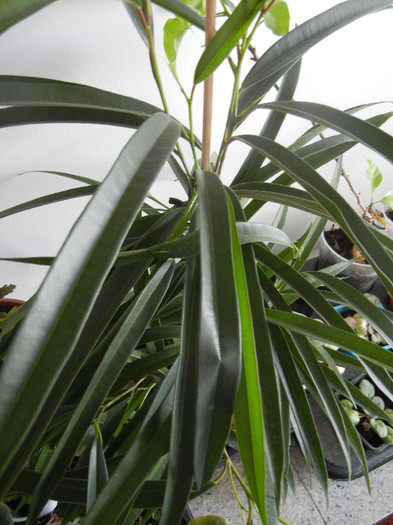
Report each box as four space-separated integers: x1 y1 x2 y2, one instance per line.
234 182 328 218
0 185 96 220
29 261 175 522
86 434 109 512
227 188 288 516
233 58 301 185
264 0 289 36
0 75 163 128
234 133 393 297
266 310 393 372
370 418 388 439
306 271 393 349
0 284 16 299
0 113 180 499
160 256 200 525
193 171 241 488
0 0 56 34
258 101 393 165
359 378 375 399
194 0 264 84
20 169 100 186
164 17 191 67
82 366 176 524
380 193 393 209
239 0 393 111
366 159 383 196
152 0 205 30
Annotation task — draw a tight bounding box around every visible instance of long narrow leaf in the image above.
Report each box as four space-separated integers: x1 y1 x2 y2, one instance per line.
0 113 180 498
0 0 56 34
234 58 302 184
0 185 96 219
28 262 175 522
267 310 393 371
86 434 109 512
82 366 176 524
235 134 393 297
238 0 392 111
259 101 393 165
152 0 205 29
193 170 241 488
194 0 264 84
160 255 200 525
227 190 280 524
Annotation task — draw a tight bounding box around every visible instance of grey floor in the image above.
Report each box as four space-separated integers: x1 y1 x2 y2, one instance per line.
188 440 393 525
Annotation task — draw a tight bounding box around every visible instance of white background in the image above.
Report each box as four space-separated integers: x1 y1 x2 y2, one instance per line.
0 0 392 299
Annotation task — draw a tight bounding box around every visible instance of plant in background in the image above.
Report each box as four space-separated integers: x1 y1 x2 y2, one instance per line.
341 159 393 227
323 159 393 265
341 378 393 445
0 284 17 331
1 1 393 525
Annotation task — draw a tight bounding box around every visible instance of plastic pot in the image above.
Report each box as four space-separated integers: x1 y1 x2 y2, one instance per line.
9 499 57 524
318 223 378 292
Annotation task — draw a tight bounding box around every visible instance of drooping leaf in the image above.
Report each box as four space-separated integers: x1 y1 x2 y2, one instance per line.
0 0 56 34
0 113 180 499
193 171 241 488
233 58 301 185
160 255 200 525
152 0 205 29
234 133 393 298
82 365 176 525
28 261 175 522
227 189 281 524
238 0 393 111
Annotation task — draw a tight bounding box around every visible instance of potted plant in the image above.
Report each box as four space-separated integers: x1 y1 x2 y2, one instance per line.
1 1 393 525
341 376 393 452
0 284 22 329
318 160 393 291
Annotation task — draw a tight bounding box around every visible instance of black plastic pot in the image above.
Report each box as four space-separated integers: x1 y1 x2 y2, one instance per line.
309 371 393 480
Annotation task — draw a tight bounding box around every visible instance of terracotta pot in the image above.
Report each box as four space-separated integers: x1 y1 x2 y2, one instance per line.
0 298 25 310
387 291 393 311
373 512 393 525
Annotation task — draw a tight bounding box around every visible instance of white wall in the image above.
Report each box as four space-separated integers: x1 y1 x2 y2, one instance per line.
0 0 392 300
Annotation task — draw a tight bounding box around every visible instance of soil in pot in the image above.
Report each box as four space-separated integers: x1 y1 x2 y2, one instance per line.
385 208 393 222
324 226 368 264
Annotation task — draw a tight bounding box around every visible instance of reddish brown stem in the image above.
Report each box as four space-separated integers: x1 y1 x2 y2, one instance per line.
262 0 278 14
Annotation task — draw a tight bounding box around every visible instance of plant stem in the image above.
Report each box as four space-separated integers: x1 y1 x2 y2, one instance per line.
316 128 371 221
215 12 263 175
142 2 194 182
201 0 217 171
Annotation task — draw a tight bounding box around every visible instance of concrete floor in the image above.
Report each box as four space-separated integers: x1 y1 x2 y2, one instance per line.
188 440 393 525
